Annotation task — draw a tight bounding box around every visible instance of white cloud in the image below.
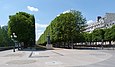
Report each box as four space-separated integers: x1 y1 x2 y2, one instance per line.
1 25 4 27
56 14 60 17
35 23 48 41
0 25 7 27
27 6 38 12
87 20 95 25
62 10 71 14
35 23 48 28
35 31 44 41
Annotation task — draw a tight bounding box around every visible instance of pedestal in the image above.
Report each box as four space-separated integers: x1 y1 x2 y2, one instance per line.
46 44 53 49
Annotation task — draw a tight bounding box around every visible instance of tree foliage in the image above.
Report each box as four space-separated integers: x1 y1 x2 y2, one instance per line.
84 25 115 45
0 26 12 47
104 25 115 42
8 12 35 47
83 32 92 42
92 29 105 42
37 10 86 45
37 10 115 46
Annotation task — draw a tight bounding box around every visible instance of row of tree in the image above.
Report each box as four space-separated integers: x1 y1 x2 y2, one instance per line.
37 10 115 47
0 26 13 47
37 10 86 46
84 25 115 45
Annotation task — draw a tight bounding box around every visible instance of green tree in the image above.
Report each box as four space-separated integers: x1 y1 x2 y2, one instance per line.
111 25 115 41
8 12 35 48
2 26 13 47
104 25 115 45
92 29 105 42
0 26 3 45
104 28 112 45
83 32 92 45
37 10 86 48
0 26 13 47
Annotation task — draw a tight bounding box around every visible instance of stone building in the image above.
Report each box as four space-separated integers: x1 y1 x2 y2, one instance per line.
85 13 115 33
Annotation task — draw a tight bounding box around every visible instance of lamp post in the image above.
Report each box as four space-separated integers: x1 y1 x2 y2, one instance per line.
11 33 17 52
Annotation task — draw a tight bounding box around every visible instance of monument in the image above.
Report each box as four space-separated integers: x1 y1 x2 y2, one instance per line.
46 34 53 49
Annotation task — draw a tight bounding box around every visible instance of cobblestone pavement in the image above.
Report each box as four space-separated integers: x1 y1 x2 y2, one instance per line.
0 49 114 67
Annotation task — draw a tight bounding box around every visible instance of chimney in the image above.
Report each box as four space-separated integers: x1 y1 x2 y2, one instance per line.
97 16 101 22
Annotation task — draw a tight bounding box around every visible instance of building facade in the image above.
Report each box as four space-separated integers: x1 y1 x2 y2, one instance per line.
85 13 115 33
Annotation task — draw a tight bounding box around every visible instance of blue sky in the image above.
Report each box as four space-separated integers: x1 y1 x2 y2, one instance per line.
0 0 115 40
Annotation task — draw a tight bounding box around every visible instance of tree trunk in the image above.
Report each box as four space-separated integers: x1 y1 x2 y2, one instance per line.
101 40 104 49
64 42 65 48
24 42 27 48
68 41 70 48
109 41 111 48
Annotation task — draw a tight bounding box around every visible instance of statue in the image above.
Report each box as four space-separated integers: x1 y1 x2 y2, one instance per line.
46 34 52 49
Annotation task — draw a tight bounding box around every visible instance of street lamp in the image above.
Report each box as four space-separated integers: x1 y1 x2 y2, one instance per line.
11 33 17 52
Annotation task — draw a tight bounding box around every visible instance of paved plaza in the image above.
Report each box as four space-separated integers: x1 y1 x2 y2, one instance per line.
0 48 115 67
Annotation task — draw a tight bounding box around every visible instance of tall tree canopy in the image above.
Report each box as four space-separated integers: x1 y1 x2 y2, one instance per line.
8 12 35 47
37 10 86 45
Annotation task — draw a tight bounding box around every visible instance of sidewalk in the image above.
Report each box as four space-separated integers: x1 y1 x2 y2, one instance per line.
0 49 114 67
